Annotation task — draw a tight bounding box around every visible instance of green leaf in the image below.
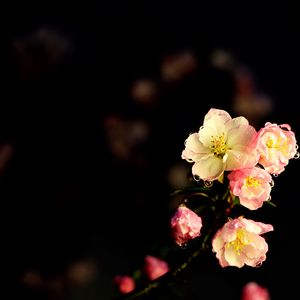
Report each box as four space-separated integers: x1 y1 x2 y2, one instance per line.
232 196 240 206
265 200 277 207
169 186 211 197
132 270 142 280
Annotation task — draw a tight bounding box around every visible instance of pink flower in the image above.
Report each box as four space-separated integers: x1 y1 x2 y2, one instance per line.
228 167 272 210
182 108 259 181
170 206 203 246
241 282 270 300
256 122 297 175
114 275 135 294
212 216 273 268
144 255 169 280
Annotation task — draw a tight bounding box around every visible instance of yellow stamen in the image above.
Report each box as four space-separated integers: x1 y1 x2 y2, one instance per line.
266 136 289 156
210 133 227 158
226 229 251 255
244 176 261 188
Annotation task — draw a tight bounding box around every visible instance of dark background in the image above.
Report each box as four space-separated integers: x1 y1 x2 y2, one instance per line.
1 1 299 299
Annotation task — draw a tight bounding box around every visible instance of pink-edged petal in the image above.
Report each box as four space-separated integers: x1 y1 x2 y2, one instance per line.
216 251 230 267
212 234 224 252
241 218 274 234
220 223 238 242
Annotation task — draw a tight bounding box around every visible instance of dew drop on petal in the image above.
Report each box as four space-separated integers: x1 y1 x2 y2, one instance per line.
180 243 188 250
294 151 300 159
255 261 263 268
270 180 275 187
204 180 213 188
273 174 278 177
193 175 201 181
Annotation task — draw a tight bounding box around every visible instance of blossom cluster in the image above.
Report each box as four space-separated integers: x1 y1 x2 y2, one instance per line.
171 108 298 268
114 108 298 298
114 255 169 294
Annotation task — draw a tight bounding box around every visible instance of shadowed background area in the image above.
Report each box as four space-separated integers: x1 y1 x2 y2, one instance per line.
1 1 299 299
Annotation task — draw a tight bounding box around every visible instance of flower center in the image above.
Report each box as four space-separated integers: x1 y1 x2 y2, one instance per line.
266 137 275 148
244 176 261 188
227 229 251 255
266 136 289 156
210 133 227 158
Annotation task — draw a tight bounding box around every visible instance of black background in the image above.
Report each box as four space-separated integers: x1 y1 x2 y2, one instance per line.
1 1 300 299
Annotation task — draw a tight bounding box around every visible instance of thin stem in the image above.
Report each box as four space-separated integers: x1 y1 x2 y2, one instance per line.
114 232 212 300
169 186 211 197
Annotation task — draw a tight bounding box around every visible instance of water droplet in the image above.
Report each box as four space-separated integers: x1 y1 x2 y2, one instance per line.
295 144 299 150
294 151 300 159
273 174 278 177
204 180 213 188
268 196 272 201
193 175 201 181
255 261 263 268
180 243 188 250
270 180 275 187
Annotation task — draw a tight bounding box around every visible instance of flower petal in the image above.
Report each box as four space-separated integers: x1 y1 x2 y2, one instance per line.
204 108 231 123
192 155 224 181
227 125 257 147
182 133 209 162
224 246 244 268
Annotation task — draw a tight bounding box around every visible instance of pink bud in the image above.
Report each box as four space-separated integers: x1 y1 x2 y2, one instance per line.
170 206 203 246
241 282 270 300
114 275 135 294
144 255 169 280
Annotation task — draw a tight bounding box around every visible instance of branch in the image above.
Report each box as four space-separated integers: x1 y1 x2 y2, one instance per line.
113 232 212 300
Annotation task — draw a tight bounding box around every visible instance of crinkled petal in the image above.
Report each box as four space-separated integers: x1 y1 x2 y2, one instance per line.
241 218 274 234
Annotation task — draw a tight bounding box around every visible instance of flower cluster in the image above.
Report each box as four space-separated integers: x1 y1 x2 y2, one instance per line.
113 108 298 298
114 255 169 295
171 108 298 268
